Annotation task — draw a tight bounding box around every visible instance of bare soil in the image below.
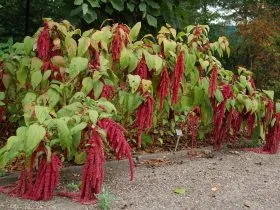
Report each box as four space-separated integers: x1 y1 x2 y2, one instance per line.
1 148 280 210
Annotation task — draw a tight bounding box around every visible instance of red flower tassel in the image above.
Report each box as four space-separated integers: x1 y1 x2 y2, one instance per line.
111 24 129 65
171 51 184 105
213 85 232 150
135 93 154 147
78 128 105 204
135 56 148 79
246 113 255 138
98 118 135 180
89 46 100 70
37 24 51 60
31 154 62 201
101 84 115 100
261 113 280 154
157 66 170 110
208 65 218 98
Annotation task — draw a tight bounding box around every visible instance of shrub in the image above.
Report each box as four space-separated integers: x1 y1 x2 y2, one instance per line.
0 19 279 204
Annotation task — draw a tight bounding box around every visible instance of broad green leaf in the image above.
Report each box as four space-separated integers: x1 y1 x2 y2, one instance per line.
47 88 60 108
35 106 49 123
128 53 139 73
84 9 97 23
16 68 27 87
65 36 77 58
0 92 5 101
82 77 93 95
42 70 52 81
276 102 280 114
120 48 131 70
31 57 43 72
77 37 90 56
263 90 274 100
93 80 104 99
194 86 204 105
146 14 157 27
57 102 83 118
127 2 135 12
129 22 141 41
24 36 34 55
25 124 46 156
74 0 83 5
186 54 196 70
87 0 100 7
23 92 36 106
139 3 146 11
71 122 87 135
110 0 124 11
82 3 88 15
97 98 117 114
88 110 99 125
215 89 224 103
31 71 42 89
57 119 72 148
69 57 88 78
245 98 252 112
128 74 141 93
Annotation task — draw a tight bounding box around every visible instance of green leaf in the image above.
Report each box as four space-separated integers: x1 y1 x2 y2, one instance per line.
31 71 42 89
276 102 280 114
25 124 46 156
194 86 204 105
31 57 43 72
173 187 186 195
57 119 72 148
139 3 146 12
127 2 135 12
129 22 141 42
23 92 36 106
93 80 104 99
42 70 52 81
110 0 124 11
74 151 86 164
74 0 83 5
82 77 93 95
24 36 34 55
245 98 252 112
146 0 160 9
127 74 141 93
146 14 157 27
186 54 196 70
35 106 49 124
78 37 90 56
215 89 224 103
65 36 77 58
0 92 5 101
69 57 88 78
97 99 117 114
71 122 87 135
120 48 131 70
87 0 100 7
82 3 88 15
263 90 274 100
47 88 60 108
88 110 99 125
83 9 97 23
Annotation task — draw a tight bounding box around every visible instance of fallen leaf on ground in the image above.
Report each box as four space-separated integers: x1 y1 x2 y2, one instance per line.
173 187 186 195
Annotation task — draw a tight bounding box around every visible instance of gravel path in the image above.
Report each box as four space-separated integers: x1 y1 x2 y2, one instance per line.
1 149 280 210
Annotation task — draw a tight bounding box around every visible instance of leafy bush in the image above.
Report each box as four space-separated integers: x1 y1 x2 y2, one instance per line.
0 18 280 204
